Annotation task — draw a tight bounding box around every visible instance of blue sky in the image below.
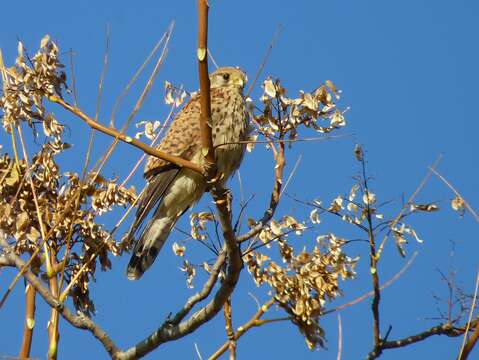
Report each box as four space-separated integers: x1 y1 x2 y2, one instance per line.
1 0 478 359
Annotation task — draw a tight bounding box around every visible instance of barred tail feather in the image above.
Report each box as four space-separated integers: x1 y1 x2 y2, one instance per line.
126 168 205 280
126 214 177 280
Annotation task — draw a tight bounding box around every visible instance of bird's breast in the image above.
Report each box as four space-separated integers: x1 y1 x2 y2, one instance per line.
211 90 249 181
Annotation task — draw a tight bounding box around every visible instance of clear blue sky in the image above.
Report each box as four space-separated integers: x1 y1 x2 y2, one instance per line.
1 0 478 359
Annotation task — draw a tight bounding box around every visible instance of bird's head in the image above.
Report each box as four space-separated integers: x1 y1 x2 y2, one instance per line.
210 67 247 90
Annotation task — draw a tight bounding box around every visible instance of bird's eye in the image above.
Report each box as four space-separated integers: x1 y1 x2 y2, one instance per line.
222 73 230 81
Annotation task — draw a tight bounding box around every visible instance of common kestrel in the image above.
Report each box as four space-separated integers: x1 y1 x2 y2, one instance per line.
126 67 249 280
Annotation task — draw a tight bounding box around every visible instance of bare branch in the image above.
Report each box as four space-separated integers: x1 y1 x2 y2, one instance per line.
82 23 111 178
110 22 174 128
358 152 382 353
377 155 443 257
0 233 120 357
48 96 202 174
19 284 36 359
323 252 417 315
223 297 236 359
197 0 215 177
209 298 276 360
366 321 477 359
459 316 479 360
237 142 286 243
171 250 226 324
246 25 282 98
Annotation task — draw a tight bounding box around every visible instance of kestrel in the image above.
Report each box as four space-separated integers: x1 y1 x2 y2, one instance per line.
126 67 249 280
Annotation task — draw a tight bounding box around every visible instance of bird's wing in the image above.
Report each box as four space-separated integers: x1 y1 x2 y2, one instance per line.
144 92 204 179
144 87 225 178
125 164 180 244
126 90 210 246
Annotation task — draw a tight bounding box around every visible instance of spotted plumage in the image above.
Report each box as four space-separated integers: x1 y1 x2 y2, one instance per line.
126 67 249 280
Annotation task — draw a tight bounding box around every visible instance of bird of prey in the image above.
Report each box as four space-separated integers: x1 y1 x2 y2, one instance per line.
126 67 249 280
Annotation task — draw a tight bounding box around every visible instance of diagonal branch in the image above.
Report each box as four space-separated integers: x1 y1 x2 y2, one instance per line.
459 316 479 360
209 298 276 360
366 321 478 359
171 250 226 324
0 232 120 357
48 95 202 174
429 167 479 223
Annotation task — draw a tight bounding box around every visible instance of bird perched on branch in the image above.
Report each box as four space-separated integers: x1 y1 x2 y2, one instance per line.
125 67 249 280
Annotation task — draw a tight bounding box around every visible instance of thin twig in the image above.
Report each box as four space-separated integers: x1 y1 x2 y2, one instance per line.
194 342 204 360
209 298 276 360
207 49 219 69
215 133 351 149
109 22 174 128
171 251 226 324
68 49 79 106
429 167 479 223
246 25 282 98
323 252 418 315
279 154 302 198
82 23 111 179
459 316 479 360
237 141 286 243
91 28 173 181
377 155 443 258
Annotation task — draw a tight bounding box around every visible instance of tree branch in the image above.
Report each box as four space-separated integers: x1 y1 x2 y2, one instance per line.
171 250 226 324
223 296 236 359
0 233 121 358
237 141 285 243
209 298 276 360
359 154 382 354
196 0 215 177
19 283 36 358
366 321 477 359
459 316 479 360
48 96 202 174
323 252 417 316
